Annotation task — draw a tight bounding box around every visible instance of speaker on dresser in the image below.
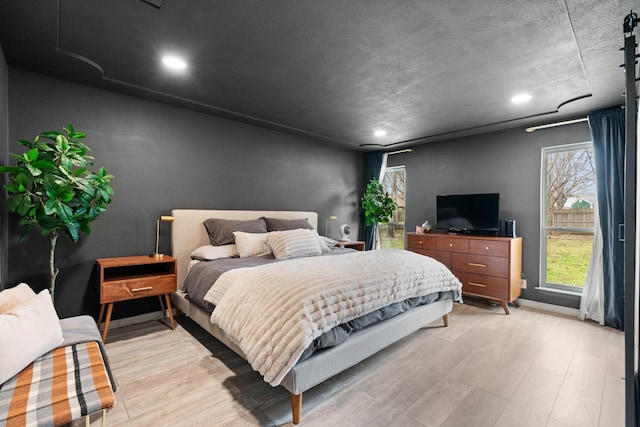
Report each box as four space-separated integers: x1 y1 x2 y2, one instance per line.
502 219 516 237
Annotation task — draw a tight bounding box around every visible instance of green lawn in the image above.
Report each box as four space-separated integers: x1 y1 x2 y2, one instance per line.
546 233 593 287
380 235 405 250
379 225 406 250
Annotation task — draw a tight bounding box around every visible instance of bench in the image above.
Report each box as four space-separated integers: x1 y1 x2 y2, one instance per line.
0 315 116 427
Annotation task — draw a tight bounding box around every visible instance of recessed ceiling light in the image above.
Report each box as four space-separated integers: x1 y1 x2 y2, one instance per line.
162 56 187 70
511 93 532 104
374 129 387 137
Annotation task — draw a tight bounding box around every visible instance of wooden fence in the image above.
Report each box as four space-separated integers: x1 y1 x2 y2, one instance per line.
550 209 594 228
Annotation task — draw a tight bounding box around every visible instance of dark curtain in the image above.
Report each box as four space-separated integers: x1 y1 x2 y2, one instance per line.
588 106 625 330
362 152 384 250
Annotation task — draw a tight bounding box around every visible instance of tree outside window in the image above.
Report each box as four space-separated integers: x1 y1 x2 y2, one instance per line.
541 142 596 291
380 166 405 249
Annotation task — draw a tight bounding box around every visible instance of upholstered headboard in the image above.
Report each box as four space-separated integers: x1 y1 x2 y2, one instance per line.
170 209 318 287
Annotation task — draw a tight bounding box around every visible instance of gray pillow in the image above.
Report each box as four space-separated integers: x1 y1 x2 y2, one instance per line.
262 217 314 232
203 218 267 246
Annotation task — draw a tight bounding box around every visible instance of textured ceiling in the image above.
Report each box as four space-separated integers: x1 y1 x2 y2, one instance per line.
0 0 635 150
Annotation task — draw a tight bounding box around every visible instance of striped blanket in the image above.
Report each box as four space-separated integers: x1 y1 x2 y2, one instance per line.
0 341 115 427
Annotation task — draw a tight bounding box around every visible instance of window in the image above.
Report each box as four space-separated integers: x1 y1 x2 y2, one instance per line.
540 142 596 293
380 166 405 249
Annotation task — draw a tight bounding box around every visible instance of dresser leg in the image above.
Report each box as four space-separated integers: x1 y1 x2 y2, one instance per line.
512 298 520 307
500 301 511 315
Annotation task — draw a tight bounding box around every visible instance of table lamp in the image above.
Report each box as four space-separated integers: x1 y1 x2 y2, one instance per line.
150 215 174 258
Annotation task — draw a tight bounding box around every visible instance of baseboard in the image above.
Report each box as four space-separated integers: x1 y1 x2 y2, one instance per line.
518 298 580 317
105 311 165 330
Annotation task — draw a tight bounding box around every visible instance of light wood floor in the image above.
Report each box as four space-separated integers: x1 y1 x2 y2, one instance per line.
80 299 625 427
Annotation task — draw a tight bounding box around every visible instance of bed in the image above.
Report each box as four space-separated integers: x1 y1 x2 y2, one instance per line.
170 209 462 424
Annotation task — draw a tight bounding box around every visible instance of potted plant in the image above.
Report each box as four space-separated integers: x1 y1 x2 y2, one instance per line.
360 178 397 249
0 124 114 302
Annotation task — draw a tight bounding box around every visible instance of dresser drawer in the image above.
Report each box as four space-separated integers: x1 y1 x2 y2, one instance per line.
452 253 509 278
469 239 509 257
406 234 436 250
436 237 469 253
457 272 509 300
423 250 452 269
101 275 176 303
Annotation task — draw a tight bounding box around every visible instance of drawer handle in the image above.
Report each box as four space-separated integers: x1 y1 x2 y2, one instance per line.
467 282 487 288
449 243 453 247
468 262 487 268
419 241 422 244
485 246 490 250
131 286 153 292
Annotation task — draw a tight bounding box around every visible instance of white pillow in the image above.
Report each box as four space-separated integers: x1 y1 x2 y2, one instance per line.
319 236 337 248
266 228 324 259
233 231 273 258
191 244 239 260
317 235 336 253
0 290 64 384
0 283 36 314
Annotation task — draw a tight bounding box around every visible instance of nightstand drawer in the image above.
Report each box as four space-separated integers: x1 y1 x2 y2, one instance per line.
101 275 176 303
457 272 509 300
452 253 509 278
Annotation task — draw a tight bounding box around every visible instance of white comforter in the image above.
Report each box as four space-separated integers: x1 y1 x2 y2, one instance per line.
204 249 462 386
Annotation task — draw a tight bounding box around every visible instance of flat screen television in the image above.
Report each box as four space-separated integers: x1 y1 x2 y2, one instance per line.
436 193 500 235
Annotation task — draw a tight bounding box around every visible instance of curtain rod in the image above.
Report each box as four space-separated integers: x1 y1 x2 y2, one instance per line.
385 148 413 155
525 117 588 132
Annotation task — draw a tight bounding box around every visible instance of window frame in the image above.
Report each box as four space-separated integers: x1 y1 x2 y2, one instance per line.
380 165 406 250
539 141 595 294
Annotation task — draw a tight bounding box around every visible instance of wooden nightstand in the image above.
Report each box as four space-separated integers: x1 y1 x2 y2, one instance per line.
337 240 366 251
96 255 177 342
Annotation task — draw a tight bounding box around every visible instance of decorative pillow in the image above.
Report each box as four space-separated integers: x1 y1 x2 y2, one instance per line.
0 283 36 314
262 217 314 232
0 290 64 384
266 228 324 259
319 236 337 251
191 244 239 261
233 231 273 258
203 218 267 246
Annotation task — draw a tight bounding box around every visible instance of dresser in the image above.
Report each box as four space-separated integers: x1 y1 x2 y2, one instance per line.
406 232 522 314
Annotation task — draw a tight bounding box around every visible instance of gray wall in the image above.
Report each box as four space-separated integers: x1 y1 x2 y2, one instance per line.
2 66 597 315
388 122 593 309
6 69 362 318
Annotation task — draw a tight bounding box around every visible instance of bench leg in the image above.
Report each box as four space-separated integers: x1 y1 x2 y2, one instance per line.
442 313 449 327
85 409 107 427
